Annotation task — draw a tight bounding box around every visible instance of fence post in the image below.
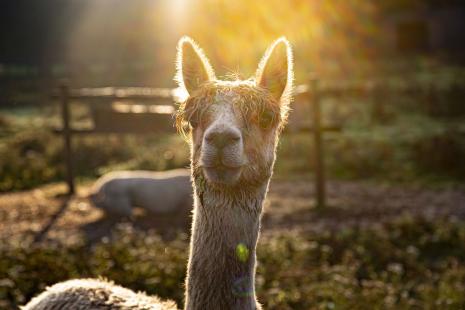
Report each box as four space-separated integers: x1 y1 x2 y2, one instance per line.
60 84 75 195
310 76 325 208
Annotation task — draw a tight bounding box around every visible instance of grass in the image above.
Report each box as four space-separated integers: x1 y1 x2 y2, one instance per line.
0 121 190 192
275 112 465 182
1 217 465 309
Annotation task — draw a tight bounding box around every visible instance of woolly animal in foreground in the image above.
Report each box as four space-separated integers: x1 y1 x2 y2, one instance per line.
88 169 192 217
23 35 293 310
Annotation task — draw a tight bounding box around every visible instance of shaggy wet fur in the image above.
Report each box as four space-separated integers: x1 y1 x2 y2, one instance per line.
176 82 288 201
179 37 293 310
176 81 285 138
22 279 177 310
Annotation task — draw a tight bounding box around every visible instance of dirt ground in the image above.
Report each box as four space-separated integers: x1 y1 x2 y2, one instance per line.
0 179 464 245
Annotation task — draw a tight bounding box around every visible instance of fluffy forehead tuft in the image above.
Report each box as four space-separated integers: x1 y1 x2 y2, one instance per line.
176 81 286 137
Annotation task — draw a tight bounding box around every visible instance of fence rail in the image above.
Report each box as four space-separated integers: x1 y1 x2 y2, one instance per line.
53 80 414 100
53 80 362 207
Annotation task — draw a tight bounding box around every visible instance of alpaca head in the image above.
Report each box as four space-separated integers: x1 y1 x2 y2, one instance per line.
176 37 293 193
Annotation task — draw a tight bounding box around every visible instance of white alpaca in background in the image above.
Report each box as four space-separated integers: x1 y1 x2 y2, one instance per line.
89 169 192 217
23 35 293 310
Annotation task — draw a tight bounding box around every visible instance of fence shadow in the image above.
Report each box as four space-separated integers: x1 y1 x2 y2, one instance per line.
81 210 191 244
32 194 192 245
33 195 72 244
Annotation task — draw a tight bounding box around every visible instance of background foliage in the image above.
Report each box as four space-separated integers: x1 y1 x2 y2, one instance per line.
2 218 465 309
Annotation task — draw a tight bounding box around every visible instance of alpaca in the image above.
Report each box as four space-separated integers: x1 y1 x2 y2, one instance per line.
23 36 293 310
88 169 192 217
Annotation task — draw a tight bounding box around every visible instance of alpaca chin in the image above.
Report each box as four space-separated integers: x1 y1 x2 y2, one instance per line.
202 166 243 185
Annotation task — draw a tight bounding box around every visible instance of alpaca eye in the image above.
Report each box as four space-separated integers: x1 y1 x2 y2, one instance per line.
187 112 200 128
258 111 274 129
189 118 199 128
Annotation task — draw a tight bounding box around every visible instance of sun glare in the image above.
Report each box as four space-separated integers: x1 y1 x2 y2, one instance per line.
64 0 382 86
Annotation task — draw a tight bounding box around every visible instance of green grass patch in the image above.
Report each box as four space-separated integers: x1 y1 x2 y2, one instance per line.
1 218 465 309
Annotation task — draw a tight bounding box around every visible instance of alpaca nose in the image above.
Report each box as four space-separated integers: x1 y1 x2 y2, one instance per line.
205 129 241 149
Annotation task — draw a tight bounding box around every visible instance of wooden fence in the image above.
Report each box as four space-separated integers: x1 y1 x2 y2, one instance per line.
53 78 395 207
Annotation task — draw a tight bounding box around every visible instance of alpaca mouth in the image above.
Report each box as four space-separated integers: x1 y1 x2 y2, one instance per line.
202 165 243 185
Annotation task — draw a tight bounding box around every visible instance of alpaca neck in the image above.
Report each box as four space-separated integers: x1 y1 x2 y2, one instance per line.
184 184 267 310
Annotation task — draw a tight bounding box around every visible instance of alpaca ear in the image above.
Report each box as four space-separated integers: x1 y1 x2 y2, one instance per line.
176 36 216 96
256 37 293 105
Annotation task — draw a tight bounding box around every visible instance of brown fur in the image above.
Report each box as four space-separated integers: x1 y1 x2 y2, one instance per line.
179 37 293 310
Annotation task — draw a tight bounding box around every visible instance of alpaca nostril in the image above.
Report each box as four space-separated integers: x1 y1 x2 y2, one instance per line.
205 130 241 149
